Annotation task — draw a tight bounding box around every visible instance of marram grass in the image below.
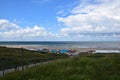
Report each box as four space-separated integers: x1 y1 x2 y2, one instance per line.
1 53 120 80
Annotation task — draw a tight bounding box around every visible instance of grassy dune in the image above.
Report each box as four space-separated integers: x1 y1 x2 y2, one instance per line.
0 47 68 70
1 53 120 80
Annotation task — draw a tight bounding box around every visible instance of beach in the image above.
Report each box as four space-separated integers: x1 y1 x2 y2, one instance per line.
2 45 120 53
0 41 120 53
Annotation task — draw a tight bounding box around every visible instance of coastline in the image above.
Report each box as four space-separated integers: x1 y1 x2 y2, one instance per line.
1 45 120 51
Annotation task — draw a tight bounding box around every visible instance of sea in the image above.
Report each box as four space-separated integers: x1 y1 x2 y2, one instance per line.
0 41 120 48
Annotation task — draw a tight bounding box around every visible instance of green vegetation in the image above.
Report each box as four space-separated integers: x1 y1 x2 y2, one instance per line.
1 53 120 80
0 47 68 70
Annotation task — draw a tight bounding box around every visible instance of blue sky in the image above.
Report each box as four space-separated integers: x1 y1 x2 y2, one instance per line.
0 0 120 41
0 0 76 25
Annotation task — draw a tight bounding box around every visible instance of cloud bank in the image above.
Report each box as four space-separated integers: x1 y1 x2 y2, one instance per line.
0 0 120 41
57 0 120 39
0 19 58 40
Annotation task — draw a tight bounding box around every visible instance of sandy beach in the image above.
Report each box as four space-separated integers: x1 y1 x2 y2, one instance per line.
2 45 120 51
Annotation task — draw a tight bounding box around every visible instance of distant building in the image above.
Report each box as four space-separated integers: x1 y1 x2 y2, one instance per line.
50 49 59 54
59 49 69 54
38 48 49 53
78 50 95 54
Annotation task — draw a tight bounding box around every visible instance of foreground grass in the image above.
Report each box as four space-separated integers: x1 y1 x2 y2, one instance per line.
1 53 120 80
0 47 68 70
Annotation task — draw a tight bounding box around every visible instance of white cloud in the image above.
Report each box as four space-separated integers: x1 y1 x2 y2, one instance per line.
57 10 65 16
0 19 19 31
57 0 120 38
0 19 57 39
0 0 120 41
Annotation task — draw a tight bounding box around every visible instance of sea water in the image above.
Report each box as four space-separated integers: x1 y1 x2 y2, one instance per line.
0 41 120 48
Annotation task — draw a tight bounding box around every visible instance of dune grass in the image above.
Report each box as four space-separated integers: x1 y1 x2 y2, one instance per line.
1 53 120 80
0 47 68 70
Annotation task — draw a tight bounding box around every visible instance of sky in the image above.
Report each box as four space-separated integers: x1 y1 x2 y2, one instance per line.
0 0 120 41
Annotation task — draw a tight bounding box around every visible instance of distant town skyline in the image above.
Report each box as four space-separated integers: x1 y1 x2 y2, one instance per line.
0 0 120 41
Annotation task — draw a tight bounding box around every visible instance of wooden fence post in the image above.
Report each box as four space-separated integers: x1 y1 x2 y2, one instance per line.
21 47 24 70
3 69 4 77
